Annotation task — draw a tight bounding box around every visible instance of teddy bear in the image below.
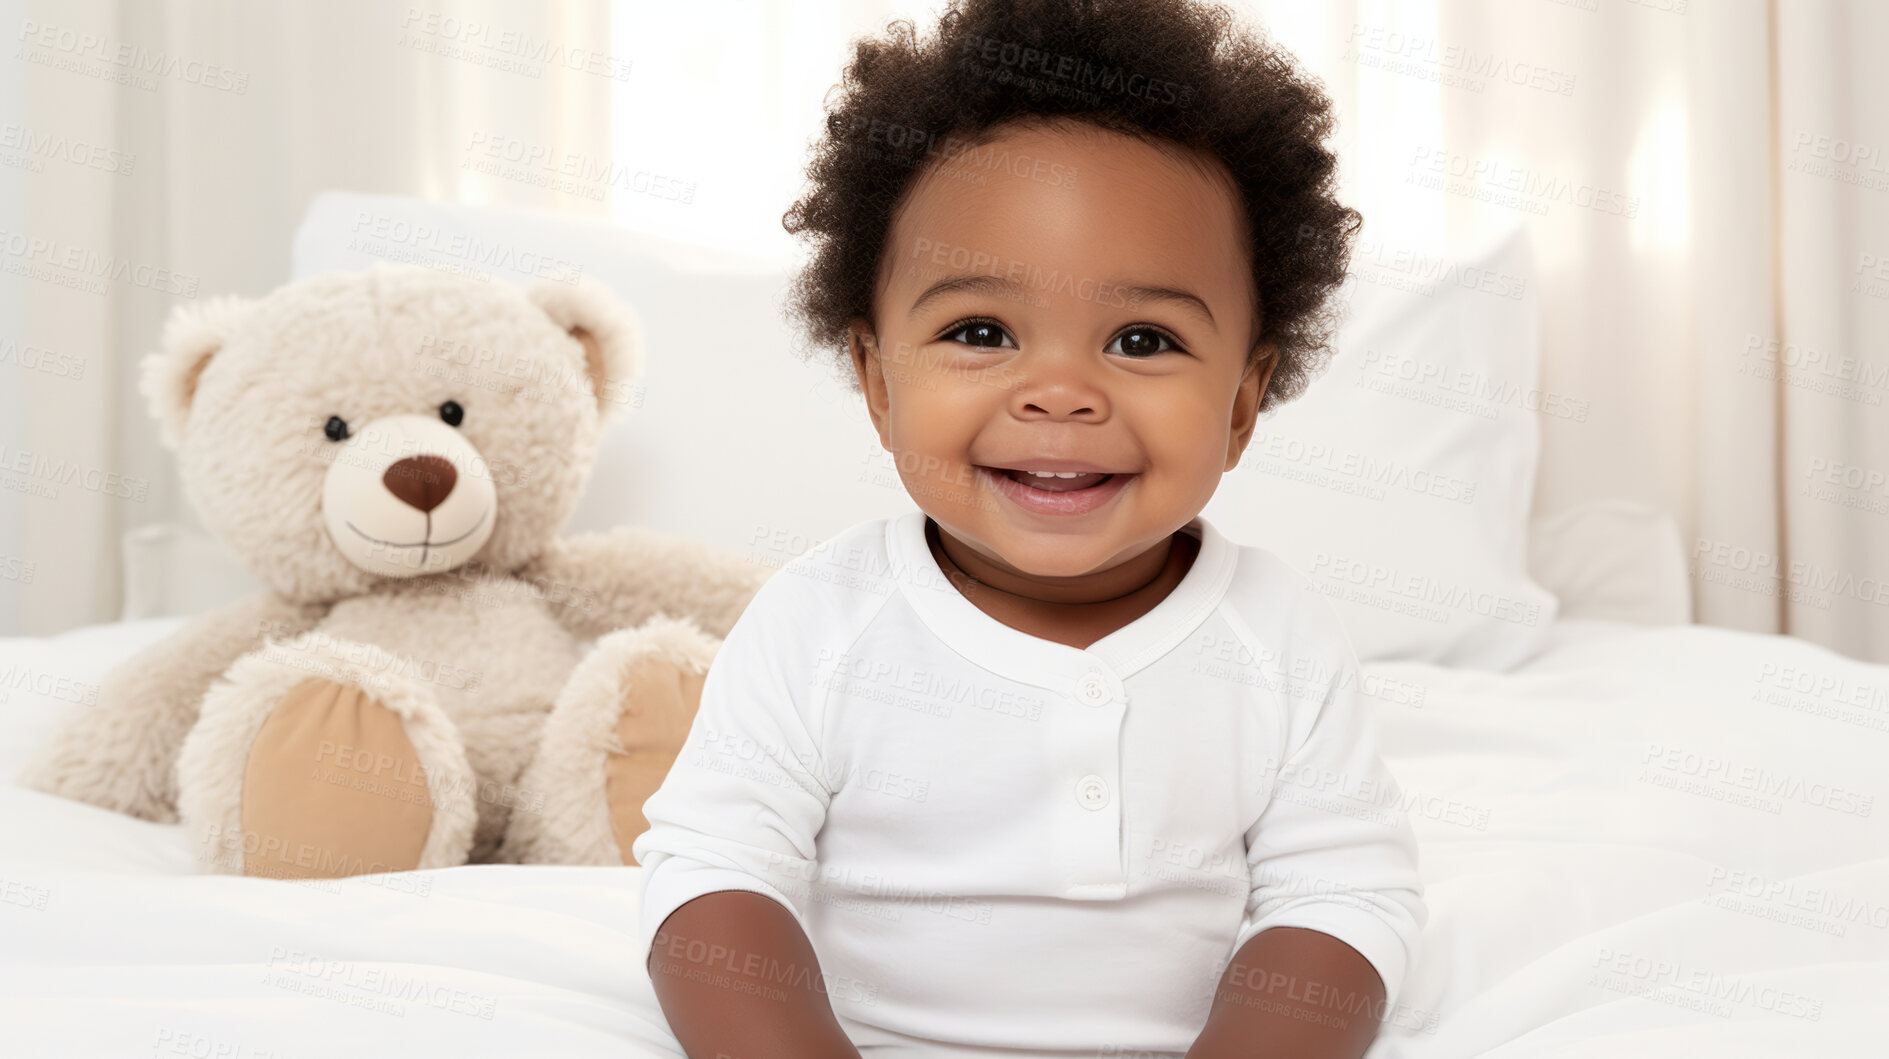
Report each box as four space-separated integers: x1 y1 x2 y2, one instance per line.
18 262 772 880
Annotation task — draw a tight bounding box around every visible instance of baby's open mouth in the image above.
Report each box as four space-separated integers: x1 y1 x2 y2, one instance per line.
978 466 1123 493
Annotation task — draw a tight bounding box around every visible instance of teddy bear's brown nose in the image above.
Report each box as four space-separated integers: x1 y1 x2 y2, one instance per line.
383 455 457 513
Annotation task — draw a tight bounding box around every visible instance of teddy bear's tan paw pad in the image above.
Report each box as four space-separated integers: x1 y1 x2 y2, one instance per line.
238 678 435 879
604 655 707 865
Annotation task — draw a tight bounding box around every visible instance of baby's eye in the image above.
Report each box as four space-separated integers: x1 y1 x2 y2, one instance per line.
941 319 1017 350
1106 327 1182 358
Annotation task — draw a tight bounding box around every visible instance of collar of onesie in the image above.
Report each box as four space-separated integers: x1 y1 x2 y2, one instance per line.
883 507 1239 701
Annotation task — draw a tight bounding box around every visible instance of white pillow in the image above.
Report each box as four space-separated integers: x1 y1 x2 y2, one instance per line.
1528 499 1690 626
1203 226 1558 670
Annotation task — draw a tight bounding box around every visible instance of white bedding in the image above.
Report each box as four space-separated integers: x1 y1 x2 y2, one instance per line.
3 617 1885 1057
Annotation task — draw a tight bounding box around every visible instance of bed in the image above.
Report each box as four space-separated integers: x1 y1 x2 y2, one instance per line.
5 616 1884 1056
4 194 1884 1056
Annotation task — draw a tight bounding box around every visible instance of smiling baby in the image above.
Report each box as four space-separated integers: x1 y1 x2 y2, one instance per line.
631 1 1425 1056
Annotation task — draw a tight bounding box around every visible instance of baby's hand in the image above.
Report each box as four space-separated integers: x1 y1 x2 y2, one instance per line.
647 890 865 1059
1184 927 1385 1059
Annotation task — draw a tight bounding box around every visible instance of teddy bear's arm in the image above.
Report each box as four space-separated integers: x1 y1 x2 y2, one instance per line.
16 591 329 823
520 528 775 643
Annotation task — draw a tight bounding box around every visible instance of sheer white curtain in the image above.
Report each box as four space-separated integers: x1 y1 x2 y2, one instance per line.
1230 0 1887 661
4 0 1883 662
602 0 940 264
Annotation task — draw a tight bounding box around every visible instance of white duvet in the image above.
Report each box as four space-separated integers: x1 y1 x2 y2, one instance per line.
2 617 1884 1057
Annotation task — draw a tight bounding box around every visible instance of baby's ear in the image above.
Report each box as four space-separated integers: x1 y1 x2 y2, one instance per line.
140 294 255 450
527 277 645 423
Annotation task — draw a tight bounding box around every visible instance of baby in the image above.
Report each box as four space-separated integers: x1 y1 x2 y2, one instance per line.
632 1 1425 1056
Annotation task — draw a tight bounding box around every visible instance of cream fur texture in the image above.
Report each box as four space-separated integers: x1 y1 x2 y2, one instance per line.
176 635 481 874
19 262 776 875
499 614 723 866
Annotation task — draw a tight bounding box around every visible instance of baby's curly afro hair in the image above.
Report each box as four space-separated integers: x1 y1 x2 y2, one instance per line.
781 0 1361 411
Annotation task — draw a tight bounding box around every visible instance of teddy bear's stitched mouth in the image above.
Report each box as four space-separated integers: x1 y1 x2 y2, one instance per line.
344 506 489 550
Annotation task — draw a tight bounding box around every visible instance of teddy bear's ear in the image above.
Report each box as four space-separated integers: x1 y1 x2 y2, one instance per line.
526 278 645 423
139 294 255 450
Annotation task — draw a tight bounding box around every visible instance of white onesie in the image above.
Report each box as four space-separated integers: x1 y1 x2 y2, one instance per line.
632 508 1425 1057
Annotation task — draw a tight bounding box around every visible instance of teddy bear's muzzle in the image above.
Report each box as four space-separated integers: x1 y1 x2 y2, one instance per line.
320 413 498 578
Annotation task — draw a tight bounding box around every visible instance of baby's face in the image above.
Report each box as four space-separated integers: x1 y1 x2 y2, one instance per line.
849 118 1269 579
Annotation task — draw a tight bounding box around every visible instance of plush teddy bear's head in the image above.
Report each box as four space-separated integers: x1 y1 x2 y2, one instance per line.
143 263 642 603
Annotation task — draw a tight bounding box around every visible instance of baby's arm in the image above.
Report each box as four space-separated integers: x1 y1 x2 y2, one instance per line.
648 891 861 1058
629 568 858 1056
1187 926 1385 1059
1188 615 1426 1059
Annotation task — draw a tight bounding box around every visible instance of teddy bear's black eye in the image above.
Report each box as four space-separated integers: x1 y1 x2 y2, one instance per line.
324 416 350 442
439 400 464 427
